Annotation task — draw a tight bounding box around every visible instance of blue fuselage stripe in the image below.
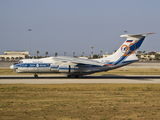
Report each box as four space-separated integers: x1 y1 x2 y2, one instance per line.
14 63 51 68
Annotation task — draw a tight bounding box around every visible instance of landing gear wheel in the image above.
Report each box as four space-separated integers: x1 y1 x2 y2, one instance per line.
75 75 83 78
71 75 75 78
67 75 83 78
79 75 83 78
74 75 78 78
34 74 38 78
67 75 71 78
67 75 76 78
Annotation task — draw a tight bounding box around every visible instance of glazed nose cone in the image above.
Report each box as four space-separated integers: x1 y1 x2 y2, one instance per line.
10 65 14 69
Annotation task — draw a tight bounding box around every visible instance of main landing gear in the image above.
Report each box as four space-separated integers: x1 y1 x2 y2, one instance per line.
34 74 38 78
67 75 83 78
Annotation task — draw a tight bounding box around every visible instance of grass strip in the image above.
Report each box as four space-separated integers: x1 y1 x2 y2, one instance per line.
0 84 160 119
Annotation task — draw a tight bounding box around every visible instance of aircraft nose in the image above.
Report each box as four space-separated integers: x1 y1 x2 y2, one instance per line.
10 65 14 69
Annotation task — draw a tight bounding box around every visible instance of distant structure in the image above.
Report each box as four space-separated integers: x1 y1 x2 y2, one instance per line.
28 29 32 57
137 51 160 61
0 51 29 61
90 46 94 59
103 51 160 61
102 51 116 58
124 31 127 34
102 52 111 58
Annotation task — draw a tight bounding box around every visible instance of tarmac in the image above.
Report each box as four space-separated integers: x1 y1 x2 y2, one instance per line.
0 75 160 84
0 61 15 68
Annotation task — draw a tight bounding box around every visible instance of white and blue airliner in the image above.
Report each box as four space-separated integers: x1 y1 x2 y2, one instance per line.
10 33 154 78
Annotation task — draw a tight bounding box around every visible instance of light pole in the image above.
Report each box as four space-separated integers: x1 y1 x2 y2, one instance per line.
90 46 94 59
28 29 32 58
73 52 75 57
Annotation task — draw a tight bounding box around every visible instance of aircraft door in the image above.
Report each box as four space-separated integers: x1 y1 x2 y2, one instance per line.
50 64 59 72
59 65 70 73
69 65 71 73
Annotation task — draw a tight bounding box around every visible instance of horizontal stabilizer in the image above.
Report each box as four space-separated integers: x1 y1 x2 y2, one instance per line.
120 33 155 39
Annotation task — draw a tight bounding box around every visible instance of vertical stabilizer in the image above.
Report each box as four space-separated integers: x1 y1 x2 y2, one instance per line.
102 33 155 65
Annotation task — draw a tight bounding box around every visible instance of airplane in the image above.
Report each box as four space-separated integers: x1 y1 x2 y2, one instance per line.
10 33 154 78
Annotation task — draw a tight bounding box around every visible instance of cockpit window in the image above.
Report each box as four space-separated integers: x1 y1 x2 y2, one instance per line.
13 61 23 65
19 61 23 63
13 62 18 65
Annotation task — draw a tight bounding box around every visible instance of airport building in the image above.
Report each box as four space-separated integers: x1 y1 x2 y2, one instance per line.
0 51 29 61
102 52 116 58
103 51 160 61
103 52 111 58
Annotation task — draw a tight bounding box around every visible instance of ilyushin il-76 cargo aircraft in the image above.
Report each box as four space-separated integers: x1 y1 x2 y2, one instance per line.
10 33 154 78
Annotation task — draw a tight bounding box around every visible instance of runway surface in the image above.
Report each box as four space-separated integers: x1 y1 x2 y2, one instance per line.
0 75 160 84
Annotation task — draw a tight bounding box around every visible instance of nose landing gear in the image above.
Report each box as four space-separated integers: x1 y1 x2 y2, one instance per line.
34 74 38 78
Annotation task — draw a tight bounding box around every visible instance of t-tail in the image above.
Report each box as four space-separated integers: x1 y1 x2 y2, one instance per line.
102 33 155 66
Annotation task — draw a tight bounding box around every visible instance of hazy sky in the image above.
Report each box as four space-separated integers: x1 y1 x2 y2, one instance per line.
0 0 160 56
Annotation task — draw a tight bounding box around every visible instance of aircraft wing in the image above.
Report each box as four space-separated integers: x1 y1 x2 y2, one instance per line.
53 56 104 66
